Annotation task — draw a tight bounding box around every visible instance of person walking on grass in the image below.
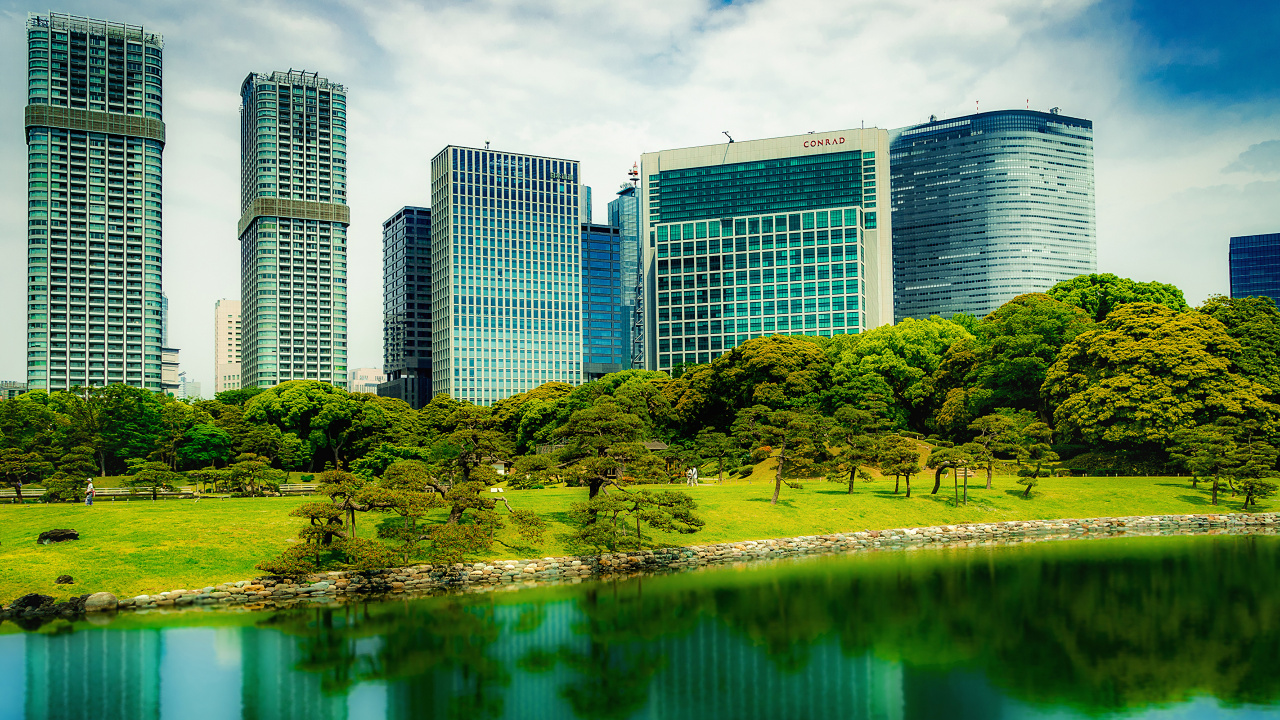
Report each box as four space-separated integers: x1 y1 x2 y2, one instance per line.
84 478 94 506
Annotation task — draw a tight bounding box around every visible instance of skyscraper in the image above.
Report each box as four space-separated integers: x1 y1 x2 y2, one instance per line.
429 145 583 405
24 12 166 391
379 206 433 408
213 298 242 394
1229 232 1280 306
581 222 625 380
890 109 1096 319
608 178 642 367
237 70 349 389
639 129 894 371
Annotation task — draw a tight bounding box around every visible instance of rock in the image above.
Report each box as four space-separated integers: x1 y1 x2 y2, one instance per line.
55 575 74 585
11 593 54 611
84 592 118 612
37 529 80 545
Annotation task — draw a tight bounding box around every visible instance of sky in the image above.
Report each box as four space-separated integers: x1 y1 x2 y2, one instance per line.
0 0 1277 390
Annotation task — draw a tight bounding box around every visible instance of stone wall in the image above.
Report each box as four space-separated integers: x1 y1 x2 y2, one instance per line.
16 512 1280 618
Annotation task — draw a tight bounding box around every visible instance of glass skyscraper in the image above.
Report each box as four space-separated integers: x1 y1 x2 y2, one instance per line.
380 206 433 409
24 12 166 391
237 70 349 389
640 129 894 371
581 222 625 380
608 182 642 367
890 109 1096 319
1229 233 1280 306
429 146 582 405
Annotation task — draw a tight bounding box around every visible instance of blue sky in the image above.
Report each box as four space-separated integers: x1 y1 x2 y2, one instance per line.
0 0 1276 387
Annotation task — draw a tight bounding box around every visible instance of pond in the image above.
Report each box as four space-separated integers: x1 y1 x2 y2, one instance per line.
3 534 1279 719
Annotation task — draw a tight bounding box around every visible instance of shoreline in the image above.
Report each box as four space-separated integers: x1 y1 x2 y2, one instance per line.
5 511 1277 626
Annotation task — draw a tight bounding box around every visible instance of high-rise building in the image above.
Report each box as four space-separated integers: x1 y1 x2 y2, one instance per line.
213 298 242 394
429 145 583 405
378 206 433 408
890 109 1096 320
237 70 349 389
24 12 166 391
160 345 179 394
1 381 30 400
177 372 200 399
1229 233 1280 306
608 175 642 367
581 222 625 380
639 129 893 371
348 367 385 394
580 184 593 224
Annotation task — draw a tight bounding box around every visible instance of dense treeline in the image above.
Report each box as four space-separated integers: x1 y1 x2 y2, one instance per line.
1 273 1278 560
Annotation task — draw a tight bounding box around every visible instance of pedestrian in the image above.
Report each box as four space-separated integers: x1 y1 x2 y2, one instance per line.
85 478 95 506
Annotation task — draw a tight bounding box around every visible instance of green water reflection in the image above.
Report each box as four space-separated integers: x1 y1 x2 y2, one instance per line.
4 534 1280 719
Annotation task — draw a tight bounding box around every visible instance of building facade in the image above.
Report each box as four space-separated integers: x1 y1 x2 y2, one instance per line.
429 145 583 405
1229 233 1280 306
213 298 242 394
890 109 1096 320
378 206 433 408
348 367 385 394
237 70 349 389
1 381 30 400
608 181 642 367
639 129 893 371
24 12 166 391
160 345 179 394
581 223 626 380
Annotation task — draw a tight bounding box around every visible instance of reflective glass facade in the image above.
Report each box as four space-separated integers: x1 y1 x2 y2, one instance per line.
24 13 166 391
608 185 642 365
380 206 432 408
640 130 893 370
430 146 582 405
237 70 349 389
1229 233 1280 306
890 110 1096 319
581 223 625 379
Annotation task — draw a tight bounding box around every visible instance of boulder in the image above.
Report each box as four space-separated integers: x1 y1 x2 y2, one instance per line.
37 529 80 545
11 593 54 611
84 592 118 612
55 575 74 584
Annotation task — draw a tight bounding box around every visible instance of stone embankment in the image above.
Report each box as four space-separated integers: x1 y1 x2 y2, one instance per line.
5 512 1278 622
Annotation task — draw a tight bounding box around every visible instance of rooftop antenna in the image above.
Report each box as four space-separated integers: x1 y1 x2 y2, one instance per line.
722 131 734 143
1026 98 1030 109
484 140 490 149
628 162 639 188
976 100 979 113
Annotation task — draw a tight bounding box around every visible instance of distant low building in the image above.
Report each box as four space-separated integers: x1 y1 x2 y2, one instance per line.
348 367 386 395
1 381 29 400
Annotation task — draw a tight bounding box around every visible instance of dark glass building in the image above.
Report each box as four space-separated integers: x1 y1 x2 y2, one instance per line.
608 182 642 367
890 110 1096 319
1229 233 1280 306
378 206 432 408
581 222 626 379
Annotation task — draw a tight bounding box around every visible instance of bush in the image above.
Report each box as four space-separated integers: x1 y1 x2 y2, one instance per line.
736 464 755 477
300 474 315 483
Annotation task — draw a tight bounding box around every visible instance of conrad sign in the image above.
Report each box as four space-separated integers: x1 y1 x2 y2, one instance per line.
803 136 846 148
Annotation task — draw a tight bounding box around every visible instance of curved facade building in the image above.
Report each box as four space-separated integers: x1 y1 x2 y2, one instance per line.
890 110 1096 319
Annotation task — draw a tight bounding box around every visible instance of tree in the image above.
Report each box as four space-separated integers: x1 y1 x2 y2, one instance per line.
1228 439 1279 510
879 435 922 498
694 428 735 484
177 423 233 469
1048 273 1189 322
1170 422 1239 505
125 460 184 501
568 488 703 552
824 405 890 494
1014 423 1058 498
926 446 974 501
0 449 54 504
1197 295 1280 398
1044 303 1279 454
733 405 829 505
968 414 1018 489
224 453 286 497
553 398 647 501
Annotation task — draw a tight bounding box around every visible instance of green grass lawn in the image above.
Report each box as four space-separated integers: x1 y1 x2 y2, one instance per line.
0 473 1259 605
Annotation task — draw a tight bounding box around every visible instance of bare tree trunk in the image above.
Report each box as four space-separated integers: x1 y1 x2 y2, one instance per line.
963 469 969 504
932 467 943 494
1212 473 1219 505
905 474 912 498
771 447 784 505
894 475 900 494
986 462 993 490
848 467 855 494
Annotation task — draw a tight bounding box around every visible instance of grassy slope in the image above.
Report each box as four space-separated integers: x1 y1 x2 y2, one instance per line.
0 473 1254 604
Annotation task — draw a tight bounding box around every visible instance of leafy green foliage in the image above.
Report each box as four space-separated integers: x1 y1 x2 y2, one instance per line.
1197 294 1280 398
1048 273 1189 322
568 488 704 552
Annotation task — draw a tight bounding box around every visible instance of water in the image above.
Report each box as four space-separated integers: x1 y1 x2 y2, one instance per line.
3 534 1279 720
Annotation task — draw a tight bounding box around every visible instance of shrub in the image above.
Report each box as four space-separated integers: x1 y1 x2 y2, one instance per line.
736 464 755 477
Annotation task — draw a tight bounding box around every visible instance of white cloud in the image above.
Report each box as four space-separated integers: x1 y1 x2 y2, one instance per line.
0 0 1276 388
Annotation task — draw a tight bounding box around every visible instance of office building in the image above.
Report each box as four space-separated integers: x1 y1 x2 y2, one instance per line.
160 345 179 394
429 145 583 405
890 109 1096 319
581 222 626 379
378 206 433 408
177 372 200 399
348 367 385 394
213 298 242 393
238 70 349 389
24 12 166 391
580 185 592 224
608 172 642 366
1229 233 1280 306
639 129 893 370
1 381 30 400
